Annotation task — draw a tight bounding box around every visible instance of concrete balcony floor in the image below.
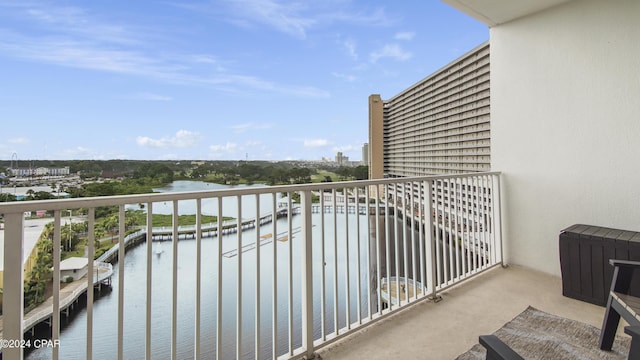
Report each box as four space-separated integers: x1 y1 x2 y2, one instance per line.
317 265 618 359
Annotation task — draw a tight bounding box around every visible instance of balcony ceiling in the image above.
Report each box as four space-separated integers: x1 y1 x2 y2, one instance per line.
441 0 574 26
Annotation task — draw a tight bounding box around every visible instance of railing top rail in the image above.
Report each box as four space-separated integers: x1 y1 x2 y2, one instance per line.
0 172 501 214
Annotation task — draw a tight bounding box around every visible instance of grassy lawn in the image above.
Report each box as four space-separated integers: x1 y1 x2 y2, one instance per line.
127 211 233 227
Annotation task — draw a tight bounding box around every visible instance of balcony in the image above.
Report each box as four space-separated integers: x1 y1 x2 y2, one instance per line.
0 172 606 359
317 264 606 359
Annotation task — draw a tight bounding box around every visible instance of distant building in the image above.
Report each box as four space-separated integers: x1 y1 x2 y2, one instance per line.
362 143 369 166
369 42 490 178
59 257 89 282
335 152 349 166
9 166 70 177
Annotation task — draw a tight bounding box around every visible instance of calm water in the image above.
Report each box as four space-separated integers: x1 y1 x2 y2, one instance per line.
27 181 371 359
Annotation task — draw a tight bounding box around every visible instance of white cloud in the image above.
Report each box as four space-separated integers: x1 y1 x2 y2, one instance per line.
208 139 271 160
370 44 412 63
304 139 329 148
209 142 240 159
394 31 415 41
0 3 330 99
332 144 358 153
210 142 238 152
68 146 90 154
8 137 29 144
229 123 272 133
136 130 202 148
245 140 262 147
221 0 315 39
60 146 94 159
343 38 357 60
331 72 357 82
185 2 396 39
132 92 173 101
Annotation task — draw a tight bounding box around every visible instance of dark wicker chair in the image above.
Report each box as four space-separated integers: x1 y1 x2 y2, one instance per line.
479 259 640 360
599 259 640 356
480 327 640 360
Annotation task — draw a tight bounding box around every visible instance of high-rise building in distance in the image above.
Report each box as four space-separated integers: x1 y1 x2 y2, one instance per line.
369 42 490 179
361 143 369 166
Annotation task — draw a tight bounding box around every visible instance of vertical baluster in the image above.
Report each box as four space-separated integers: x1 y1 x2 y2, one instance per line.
301 190 314 358
332 189 338 333
477 176 485 269
453 178 461 280
237 196 243 360
418 182 426 299
344 187 351 328
195 199 202 360
216 198 223 360
425 180 437 299
436 180 444 289
375 185 382 316
3 212 23 360
86 208 95 360
447 180 454 285
462 178 472 274
479 176 488 269
172 201 179 359
271 194 278 360
355 186 362 323
400 183 407 306
146 203 153 360
384 185 391 310
118 205 126 360
470 177 478 271
410 182 417 301
320 188 326 340
393 184 400 308
465 177 476 272
53 211 61 360
255 195 261 360
287 194 293 355
484 175 492 266
364 185 372 320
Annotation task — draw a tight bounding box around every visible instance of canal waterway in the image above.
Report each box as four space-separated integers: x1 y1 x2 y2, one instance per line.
26 181 370 359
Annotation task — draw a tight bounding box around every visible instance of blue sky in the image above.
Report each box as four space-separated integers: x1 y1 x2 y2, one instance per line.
0 0 487 161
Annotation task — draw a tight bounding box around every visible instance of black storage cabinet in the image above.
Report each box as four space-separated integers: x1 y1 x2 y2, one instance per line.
559 224 640 306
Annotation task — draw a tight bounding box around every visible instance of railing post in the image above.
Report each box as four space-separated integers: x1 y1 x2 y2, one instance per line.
492 174 505 266
3 212 24 360
300 190 315 358
424 180 441 302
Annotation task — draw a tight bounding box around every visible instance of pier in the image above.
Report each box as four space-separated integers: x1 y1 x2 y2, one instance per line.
0 262 113 343
95 207 300 263
149 207 297 241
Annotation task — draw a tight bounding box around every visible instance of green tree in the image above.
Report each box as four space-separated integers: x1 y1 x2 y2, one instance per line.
0 193 16 202
353 166 369 180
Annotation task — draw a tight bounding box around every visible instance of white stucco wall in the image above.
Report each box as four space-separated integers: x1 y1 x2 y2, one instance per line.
61 267 88 282
491 0 640 275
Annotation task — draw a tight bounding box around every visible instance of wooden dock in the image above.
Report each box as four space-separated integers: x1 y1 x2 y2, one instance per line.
95 207 301 263
0 262 113 343
150 207 298 241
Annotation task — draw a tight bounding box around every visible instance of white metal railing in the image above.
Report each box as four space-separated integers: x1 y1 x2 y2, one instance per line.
0 172 502 360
